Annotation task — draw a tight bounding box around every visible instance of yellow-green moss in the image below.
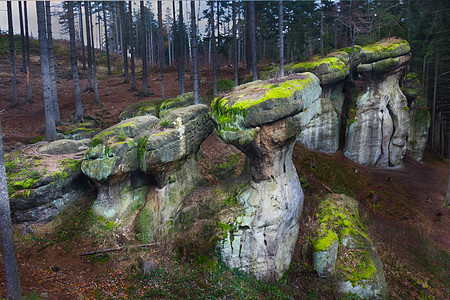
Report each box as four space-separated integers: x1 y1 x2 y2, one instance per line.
313 229 339 252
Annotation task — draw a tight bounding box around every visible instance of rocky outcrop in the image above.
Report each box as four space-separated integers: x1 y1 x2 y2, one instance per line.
38 139 91 155
211 73 322 280
293 51 350 153
81 105 214 241
403 73 430 162
312 194 388 299
344 39 411 166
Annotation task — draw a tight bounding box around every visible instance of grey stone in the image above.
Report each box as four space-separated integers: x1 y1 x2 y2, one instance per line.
138 254 156 275
38 139 91 155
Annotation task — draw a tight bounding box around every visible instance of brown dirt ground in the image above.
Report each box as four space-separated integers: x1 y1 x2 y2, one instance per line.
0 49 449 299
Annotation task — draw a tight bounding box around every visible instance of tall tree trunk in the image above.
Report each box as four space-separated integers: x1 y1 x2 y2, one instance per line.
217 1 220 73
279 0 284 77
141 1 149 96
7 1 18 107
179 1 185 94
115 3 120 55
36 1 56 140
0 115 22 300
79 2 87 70
46 1 61 125
446 133 450 206
103 2 112 75
232 0 238 86
431 52 438 149
157 1 165 98
191 0 199 103
120 2 129 83
68 1 83 121
24 1 32 103
89 2 99 103
128 1 136 90
320 0 324 55
173 1 180 90
18 1 26 73
249 1 257 81
84 1 93 91
210 1 217 97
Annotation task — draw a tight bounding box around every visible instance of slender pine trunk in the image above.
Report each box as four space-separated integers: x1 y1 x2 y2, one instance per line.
431 52 438 149
79 2 87 70
68 1 83 121
36 1 56 140
89 2 99 103
7 1 18 107
157 1 165 98
84 1 93 91
232 0 238 86
279 0 284 77
249 1 257 81
210 2 217 97
45 1 61 125
120 2 129 83
179 1 185 94
128 1 136 90
141 1 149 95
103 2 112 75
18 1 26 73
0 115 22 300
191 0 199 103
24 1 32 103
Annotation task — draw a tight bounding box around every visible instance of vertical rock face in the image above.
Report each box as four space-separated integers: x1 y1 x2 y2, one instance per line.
81 106 214 241
403 73 430 162
312 194 388 299
293 52 350 153
211 73 322 280
344 39 411 166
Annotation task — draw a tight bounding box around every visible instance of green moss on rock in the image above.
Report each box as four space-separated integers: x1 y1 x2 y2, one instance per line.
359 38 410 63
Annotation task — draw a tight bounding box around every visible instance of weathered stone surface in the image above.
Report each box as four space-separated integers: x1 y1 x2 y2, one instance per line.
159 92 198 118
10 159 92 223
403 73 430 162
345 40 411 167
38 139 91 155
358 39 410 64
211 73 322 281
119 100 159 121
312 194 388 300
56 121 101 140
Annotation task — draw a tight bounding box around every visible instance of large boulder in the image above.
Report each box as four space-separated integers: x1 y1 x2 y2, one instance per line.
38 139 91 155
312 194 388 299
293 51 350 153
403 73 430 162
81 106 214 241
344 39 411 166
211 73 322 280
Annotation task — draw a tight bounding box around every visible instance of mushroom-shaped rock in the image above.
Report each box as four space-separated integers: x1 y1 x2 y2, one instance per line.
312 194 388 299
81 116 160 228
137 104 214 240
293 52 350 153
211 73 322 281
345 39 411 166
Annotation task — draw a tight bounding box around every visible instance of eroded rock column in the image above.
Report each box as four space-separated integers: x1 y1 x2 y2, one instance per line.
211 73 322 280
344 39 411 167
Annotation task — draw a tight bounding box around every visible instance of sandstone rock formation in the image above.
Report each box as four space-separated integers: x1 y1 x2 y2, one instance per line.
312 194 388 299
403 73 430 162
344 39 411 166
81 105 213 241
293 51 350 153
211 73 322 280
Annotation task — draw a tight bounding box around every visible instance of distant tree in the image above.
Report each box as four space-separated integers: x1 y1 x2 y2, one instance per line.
179 1 185 94
279 0 284 77
157 1 165 98
45 1 61 125
140 1 149 96
232 0 238 86
120 1 129 83
18 1 26 73
88 2 99 103
191 0 199 103
84 1 93 91
7 1 18 107
36 1 57 140
0 115 22 300
446 134 450 207
210 1 217 97
67 1 83 121
102 2 112 75
24 1 32 102
78 2 87 70
248 1 257 81
129 1 137 91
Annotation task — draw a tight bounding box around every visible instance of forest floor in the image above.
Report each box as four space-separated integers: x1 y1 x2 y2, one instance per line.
0 46 449 299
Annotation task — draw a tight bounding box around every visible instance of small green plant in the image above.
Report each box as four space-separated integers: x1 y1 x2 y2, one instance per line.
159 119 171 128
